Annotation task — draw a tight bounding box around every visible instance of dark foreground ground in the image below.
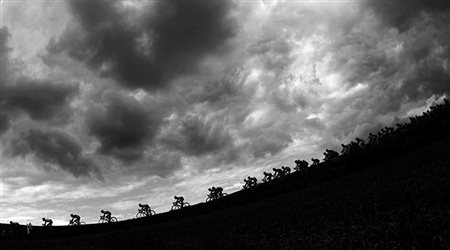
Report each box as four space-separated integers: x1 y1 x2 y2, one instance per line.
2 138 450 249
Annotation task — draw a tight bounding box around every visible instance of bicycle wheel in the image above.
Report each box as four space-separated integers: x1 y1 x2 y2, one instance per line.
80 221 86 225
98 218 107 224
222 193 228 197
171 205 180 210
149 210 156 216
136 211 146 218
183 202 190 207
206 197 213 202
68 222 74 226
111 217 118 222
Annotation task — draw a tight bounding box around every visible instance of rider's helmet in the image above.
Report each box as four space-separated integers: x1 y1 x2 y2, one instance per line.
70 213 73 216
101 210 104 213
139 203 142 206
42 218 45 221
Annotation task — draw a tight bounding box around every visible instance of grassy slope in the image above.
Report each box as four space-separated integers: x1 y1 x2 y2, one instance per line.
3 137 450 249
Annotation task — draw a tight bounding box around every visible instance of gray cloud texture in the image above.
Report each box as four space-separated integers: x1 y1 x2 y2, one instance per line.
86 92 166 162
49 0 236 90
160 114 234 156
10 128 101 179
2 78 78 121
3 0 450 184
365 0 450 32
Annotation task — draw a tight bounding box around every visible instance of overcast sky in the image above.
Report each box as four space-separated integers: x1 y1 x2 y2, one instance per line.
1 0 450 225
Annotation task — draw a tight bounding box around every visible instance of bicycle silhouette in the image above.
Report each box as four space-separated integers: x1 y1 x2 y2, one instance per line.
68 220 86 226
171 201 190 210
136 208 156 218
98 215 118 223
206 192 227 202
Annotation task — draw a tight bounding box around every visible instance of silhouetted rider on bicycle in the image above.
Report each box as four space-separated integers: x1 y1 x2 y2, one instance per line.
216 186 224 197
139 203 151 215
208 186 217 197
244 176 257 189
101 210 112 222
174 196 185 207
70 214 81 225
273 168 285 178
263 171 273 182
281 166 291 175
42 218 53 226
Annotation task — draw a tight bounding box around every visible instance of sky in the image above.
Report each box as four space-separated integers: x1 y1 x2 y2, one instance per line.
1 0 450 225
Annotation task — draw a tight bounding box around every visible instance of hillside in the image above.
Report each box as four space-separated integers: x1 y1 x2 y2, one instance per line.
2 134 450 249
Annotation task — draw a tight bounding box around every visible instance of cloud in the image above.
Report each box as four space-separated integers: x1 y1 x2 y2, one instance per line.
0 26 11 80
250 129 292 158
9 128 102 179
0 26 79 133
0 27 11 134
365 0 450 32
185 78 239 106
160 114 234 156
49 0 236 90
0 112 9 134
86 92 166 161
2 78 79 121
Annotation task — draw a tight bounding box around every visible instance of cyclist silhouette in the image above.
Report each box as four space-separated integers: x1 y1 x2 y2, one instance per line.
311 158 320 166
216 187 224 197
273 168 284 178
99 210 117 223
101 210 112 222
136 203 155 217
207 186 226 201
244 176 257 189
70 214 81 225
208 186 217 196
42 218 53 226
10 221 19 226
262 171 273 182
139 203 152 214
139 203 150 211
174 196 185 207
281 166 291 174
172 196 189 210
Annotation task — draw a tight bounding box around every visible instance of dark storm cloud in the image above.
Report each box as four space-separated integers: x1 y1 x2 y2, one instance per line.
161 114 233 156
50 0 235 90
86 93 165 161
366 0 450 31
250 129 292 158
0 27 11 134
0 26 78 129
0 112 9 134
185 78 239 106
10 128 101 179
3 78 79 121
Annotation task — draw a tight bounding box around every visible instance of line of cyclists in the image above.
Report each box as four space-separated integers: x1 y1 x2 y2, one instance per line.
244 166 292 189
16 165 297 227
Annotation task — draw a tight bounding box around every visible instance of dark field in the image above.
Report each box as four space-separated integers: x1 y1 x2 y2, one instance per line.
2 137 450 249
